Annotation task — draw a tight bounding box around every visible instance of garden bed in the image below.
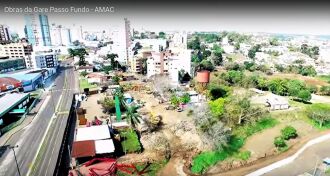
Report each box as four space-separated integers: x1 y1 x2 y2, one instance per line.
120 129 142 153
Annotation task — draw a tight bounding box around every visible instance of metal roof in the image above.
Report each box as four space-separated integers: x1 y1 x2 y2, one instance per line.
0 93 29 117
72 140 96 158
76 125 111 142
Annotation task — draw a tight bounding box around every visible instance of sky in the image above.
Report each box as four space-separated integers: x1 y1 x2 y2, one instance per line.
1 3 330 37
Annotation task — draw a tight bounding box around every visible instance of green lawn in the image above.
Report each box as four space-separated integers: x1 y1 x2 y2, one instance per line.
79 77 98 90
120 129 142 153
191 117 278 174
317 75 330 83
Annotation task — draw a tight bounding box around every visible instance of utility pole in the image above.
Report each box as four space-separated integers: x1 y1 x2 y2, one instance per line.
9 145 21 176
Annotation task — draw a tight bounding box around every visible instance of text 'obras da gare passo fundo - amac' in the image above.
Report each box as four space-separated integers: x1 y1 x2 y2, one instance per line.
3 6 115 13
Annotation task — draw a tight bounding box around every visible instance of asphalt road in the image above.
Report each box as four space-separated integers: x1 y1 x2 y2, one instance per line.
263 139 330 176
0 62 78 176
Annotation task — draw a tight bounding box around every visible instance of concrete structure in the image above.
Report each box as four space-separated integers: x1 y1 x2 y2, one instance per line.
24 14 51 46
0 25 10 43
0 93 30 127
266 95 289 110
0 57 26 73
169 32 187 49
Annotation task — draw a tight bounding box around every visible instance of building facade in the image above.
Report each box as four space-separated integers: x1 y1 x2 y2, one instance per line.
0 42 33 59
26 50 59 69
24 14 52 46
0 57 26 73
0 25 10 44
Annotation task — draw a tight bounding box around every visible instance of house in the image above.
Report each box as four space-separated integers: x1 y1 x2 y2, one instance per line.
77 65 94 73
86 72 108 84
266 95 289 110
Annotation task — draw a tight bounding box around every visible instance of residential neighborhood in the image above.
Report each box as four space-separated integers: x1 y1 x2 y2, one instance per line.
1 2 330 176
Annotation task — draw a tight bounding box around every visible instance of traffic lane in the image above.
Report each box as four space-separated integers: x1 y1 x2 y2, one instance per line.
0 67 67 176
263 140 330 176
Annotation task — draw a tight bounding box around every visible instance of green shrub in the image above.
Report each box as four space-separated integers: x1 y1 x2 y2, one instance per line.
274 136 286 148
281 126 298 140
235 150 251 161
120 129 141 153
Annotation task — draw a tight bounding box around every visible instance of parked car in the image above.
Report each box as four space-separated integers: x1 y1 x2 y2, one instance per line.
323 157 330 165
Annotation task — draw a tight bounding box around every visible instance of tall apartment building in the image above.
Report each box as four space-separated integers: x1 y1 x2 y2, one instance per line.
50 24 62 46
24 14 52 46
71 24 83 42
109 18 132 64
0 25 11 44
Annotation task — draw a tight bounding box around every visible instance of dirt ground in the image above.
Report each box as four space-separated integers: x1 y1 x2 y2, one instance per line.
128 90 203 176
243 120 318 159
80 93 109 126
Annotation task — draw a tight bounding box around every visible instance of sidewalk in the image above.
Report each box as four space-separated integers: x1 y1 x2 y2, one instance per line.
0 90 50 146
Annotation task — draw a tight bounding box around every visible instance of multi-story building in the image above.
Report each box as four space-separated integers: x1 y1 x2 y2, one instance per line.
0 56 26 73
109 18 132 64
50 24 63 46
71 24 83 42
130 49 152 74
24 14 52 46
26 50 59 69
0 25 10 44
147 49 192 85
0 42 33 59
61 28 72 46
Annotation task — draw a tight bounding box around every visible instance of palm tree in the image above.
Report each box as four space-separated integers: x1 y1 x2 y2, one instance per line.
125 105 140 128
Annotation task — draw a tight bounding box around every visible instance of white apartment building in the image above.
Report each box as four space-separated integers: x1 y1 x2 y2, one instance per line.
50 24 62 46
135 39 167 52
25 50 59 69
109 18 132 65
169 32 187 49
0 42 33 59
147 49 192 85
71 24 83 42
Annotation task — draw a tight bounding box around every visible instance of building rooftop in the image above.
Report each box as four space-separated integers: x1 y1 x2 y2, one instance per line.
0 93 30 117
72 140 96 158
0 71 42 82
76 125 111 141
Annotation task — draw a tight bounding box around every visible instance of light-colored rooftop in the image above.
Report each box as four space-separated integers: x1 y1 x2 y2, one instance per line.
76 125 111 141
95 139 115 154
0 93 30 117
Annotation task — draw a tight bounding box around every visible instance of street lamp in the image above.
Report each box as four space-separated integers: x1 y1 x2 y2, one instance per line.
9 145 21 176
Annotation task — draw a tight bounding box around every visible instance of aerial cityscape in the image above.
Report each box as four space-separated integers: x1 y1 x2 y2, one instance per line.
1 2 330 176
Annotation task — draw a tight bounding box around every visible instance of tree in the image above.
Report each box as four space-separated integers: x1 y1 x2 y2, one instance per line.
223 96 266 127
299 65 317 76
188 37 201 50
209 98 225 118
80 70 88 77
212 48 223 66
170 94 180 107
297 90 312 102
286 79 305 97
208 85 230 100
106 53 119 69
180 93 191 104
199 60 214 71
101 97 116 113
68 48 88 66
268 79 288 96
224 70 244 85
274 136 287 148
125 105 141 128
112 75 120 85
269 37 279 46
307 103 330 127
141 58 148 75
281 126 298 140
158 31 166 39
203 50 212 59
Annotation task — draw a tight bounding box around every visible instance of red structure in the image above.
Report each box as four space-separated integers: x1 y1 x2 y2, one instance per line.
69 158 149 176
196 70 210 83
0 77 22 92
